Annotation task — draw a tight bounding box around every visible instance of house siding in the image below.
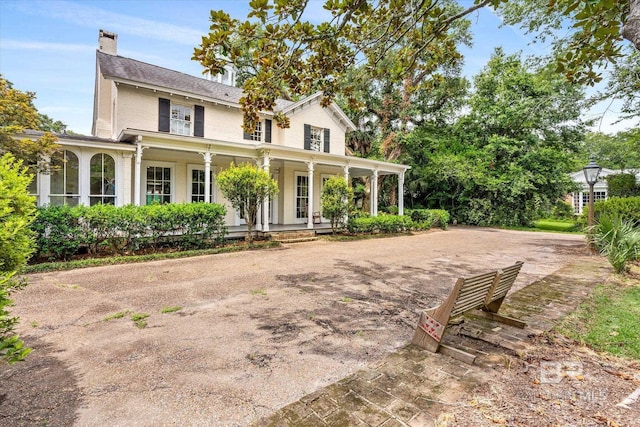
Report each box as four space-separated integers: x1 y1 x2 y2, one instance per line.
280 103 346 155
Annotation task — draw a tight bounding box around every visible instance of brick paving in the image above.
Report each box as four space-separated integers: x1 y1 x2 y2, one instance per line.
254 257 610 426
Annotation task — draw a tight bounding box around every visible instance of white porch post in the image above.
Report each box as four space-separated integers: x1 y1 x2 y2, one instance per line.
134 138 144 206
201 150 213 203
262 153 271 232
343 164 350 223
307 161 314 229
121 153 133 206
398 170 405 216
371 169 379 216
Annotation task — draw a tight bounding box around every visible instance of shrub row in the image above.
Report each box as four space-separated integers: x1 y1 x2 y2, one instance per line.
409 209 450 229
346 209 451 234
346 214 413 234
580 196 640 227
32 203 227 261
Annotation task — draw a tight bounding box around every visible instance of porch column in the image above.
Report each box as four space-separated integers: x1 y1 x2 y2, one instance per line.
307 161 315 229
398 170 405 216
262 153 271 232
201 150 213 203
343 164 350 223
134 138 144 206
121 153 133 206
371 169 379 216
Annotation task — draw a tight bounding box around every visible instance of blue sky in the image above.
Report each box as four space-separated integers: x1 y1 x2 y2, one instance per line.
0 0 632 135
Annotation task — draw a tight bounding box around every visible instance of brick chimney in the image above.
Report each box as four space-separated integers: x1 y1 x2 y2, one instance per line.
98 29 117 55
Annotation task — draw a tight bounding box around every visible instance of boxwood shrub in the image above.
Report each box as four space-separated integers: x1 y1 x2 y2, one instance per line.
580 196 640 227
347 214 412 234
32 203 227 262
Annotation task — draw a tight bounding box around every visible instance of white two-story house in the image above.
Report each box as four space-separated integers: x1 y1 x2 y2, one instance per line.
22 30 409 232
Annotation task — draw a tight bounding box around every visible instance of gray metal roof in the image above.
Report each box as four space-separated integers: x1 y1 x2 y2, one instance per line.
97 51 294 110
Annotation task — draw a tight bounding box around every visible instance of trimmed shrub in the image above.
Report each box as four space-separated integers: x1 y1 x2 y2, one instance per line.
410 209 450 229
347 215 412 234
32 205 87 261
31 203 227 261
580 196 640 227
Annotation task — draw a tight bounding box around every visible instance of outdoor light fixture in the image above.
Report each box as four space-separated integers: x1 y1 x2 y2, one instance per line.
583 157 602 252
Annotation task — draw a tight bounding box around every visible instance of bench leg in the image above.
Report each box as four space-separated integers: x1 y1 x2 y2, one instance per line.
411 312 443 352
484 296 505 313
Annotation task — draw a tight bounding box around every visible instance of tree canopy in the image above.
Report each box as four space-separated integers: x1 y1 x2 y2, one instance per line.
195 0 639 127
0 75 60 173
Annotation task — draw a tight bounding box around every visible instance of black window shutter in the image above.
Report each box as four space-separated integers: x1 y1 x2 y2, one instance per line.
323 128 330 153
194 105 204 137
265 119 272 143
158 98 170 132
304 124 311 150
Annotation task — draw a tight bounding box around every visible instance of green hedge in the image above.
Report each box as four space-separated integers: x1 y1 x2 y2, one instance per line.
580 196 640 227
410 209 450 229
32 203 227 261
346 214 413 234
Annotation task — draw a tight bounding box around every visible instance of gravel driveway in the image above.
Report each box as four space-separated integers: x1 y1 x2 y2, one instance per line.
0 228 588 426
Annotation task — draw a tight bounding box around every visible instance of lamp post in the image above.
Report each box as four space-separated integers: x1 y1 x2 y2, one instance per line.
583 157 602 228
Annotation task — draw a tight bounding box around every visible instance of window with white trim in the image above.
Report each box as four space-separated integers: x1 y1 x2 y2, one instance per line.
50 150 79 206
250 121 262 141
145 165 172 204
90 153 116 205
171 104 191 136
188 166 216 203
310 127 322 151
296 174 309 220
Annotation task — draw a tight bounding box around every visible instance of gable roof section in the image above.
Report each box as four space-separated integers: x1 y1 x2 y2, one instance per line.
279 92 357 132
97 51 294 110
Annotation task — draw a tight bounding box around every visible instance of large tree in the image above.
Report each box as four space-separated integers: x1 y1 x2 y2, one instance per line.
195 0 639 126
0 75 60 173
402 50 585 225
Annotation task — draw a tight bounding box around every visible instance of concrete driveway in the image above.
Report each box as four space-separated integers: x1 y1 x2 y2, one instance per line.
1 227 589 426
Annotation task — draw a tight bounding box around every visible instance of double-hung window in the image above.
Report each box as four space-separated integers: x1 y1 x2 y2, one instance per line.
50 150 79 206
171 104 191 136
310 127 322 152
90 153 116 205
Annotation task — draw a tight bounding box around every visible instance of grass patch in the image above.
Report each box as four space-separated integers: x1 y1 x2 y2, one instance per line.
533 219 579 232
339 296 353 303
250 288 267 296
556 267 640 359
104 310 129 321
24 241 281 273
131 312 150 329
160 306 182 314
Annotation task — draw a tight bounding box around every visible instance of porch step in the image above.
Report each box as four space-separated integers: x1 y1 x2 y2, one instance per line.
268 230 318 244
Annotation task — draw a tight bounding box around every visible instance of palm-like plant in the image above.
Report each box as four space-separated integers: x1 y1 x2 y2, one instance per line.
588 215 640 273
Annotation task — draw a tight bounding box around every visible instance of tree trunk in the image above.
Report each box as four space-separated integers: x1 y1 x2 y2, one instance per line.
623 0 640 51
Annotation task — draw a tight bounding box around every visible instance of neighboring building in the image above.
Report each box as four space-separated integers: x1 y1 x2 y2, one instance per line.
21 29 409 232
568 168 640 215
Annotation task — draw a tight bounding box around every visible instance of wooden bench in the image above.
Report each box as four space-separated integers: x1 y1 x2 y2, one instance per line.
411 261 524 362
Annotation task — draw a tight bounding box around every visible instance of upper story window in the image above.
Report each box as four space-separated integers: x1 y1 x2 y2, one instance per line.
171 104 191 136
310 127 322 151
304 123 330 153
249 121 262 141
243 119 272 143
159 98 204 137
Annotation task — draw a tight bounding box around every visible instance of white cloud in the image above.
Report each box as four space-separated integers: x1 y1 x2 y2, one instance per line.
1 39 94 52
16 0 203 45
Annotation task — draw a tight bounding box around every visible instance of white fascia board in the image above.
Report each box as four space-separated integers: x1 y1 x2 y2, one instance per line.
278 91 357 132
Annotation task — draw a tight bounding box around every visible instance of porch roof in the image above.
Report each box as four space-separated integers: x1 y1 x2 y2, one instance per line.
119 128 409 176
